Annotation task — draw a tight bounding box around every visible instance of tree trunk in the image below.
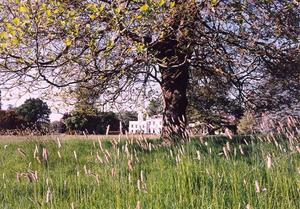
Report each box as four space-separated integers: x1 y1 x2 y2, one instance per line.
160 64 189 144
149 1 195 144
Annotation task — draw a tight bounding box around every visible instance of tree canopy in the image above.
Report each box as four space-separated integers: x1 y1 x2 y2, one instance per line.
17 98 51 125
0 0 299 143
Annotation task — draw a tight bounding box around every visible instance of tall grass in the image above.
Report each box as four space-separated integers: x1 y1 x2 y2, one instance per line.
0 132 299 209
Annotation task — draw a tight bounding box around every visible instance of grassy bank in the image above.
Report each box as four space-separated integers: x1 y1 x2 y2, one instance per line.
0 135 299 208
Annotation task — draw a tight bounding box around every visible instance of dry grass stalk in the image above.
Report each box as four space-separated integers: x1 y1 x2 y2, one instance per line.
169 149 174 158
42 148 49 162
128 159 134 171
17 148 26 158
56 137 62 149
239 145 244 155
135 200 141 209
111 168 116 177
196 150 201 160
226 142 231 152
33 145 39 158
255 180 260 193
73 150 77 161
84 165 88 175
223 147 228 159
128 173 132 183
45 188 52 203
140 170 144 183
266 155 272 169
137 179 141 191
71 202 75 209
96 152 104 164
57 151 61 159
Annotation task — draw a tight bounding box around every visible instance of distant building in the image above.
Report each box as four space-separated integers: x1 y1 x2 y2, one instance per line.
129 112 162 134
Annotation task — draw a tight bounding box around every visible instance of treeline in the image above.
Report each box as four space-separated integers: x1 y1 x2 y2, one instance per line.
0 98 138 135
0 98 51 134
54 111 137 135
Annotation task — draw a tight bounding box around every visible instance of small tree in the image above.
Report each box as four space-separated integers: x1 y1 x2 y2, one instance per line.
17 98 51 128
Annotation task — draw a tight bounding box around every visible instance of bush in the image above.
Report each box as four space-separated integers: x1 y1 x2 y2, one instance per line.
0 110 26 130
50 121 67 133
237 111 257 134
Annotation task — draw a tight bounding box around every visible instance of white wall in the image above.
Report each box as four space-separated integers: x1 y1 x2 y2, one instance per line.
129 117 162 134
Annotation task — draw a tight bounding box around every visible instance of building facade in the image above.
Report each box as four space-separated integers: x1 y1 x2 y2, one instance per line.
129 113 163 134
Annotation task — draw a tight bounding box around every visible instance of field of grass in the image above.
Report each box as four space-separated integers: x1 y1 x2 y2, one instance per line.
0 135 299 209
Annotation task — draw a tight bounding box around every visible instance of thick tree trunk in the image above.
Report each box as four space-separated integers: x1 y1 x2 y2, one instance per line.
160 64 189 144
149 1 195 144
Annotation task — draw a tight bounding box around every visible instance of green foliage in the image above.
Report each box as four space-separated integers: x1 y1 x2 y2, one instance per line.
63 111 119 134
63 113 88 132
16 98 51 125
73 85 99 116
0 136 299 208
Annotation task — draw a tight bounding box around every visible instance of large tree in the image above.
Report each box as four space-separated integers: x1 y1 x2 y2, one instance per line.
17 98 51 126
0 1 299 143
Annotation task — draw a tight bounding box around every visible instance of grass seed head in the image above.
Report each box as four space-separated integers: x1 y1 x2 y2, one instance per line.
266 155 272 169
57 150 61 158
128 159 134 171
73 150 77 161
255 180 260 193
45 188 52 203
136 200 141 209
42 148 49 161
17 148 26 158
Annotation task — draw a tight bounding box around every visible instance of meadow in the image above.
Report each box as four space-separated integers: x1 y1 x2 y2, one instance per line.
0 134 299 209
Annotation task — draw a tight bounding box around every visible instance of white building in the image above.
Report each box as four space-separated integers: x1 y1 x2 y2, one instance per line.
129 112 163 134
